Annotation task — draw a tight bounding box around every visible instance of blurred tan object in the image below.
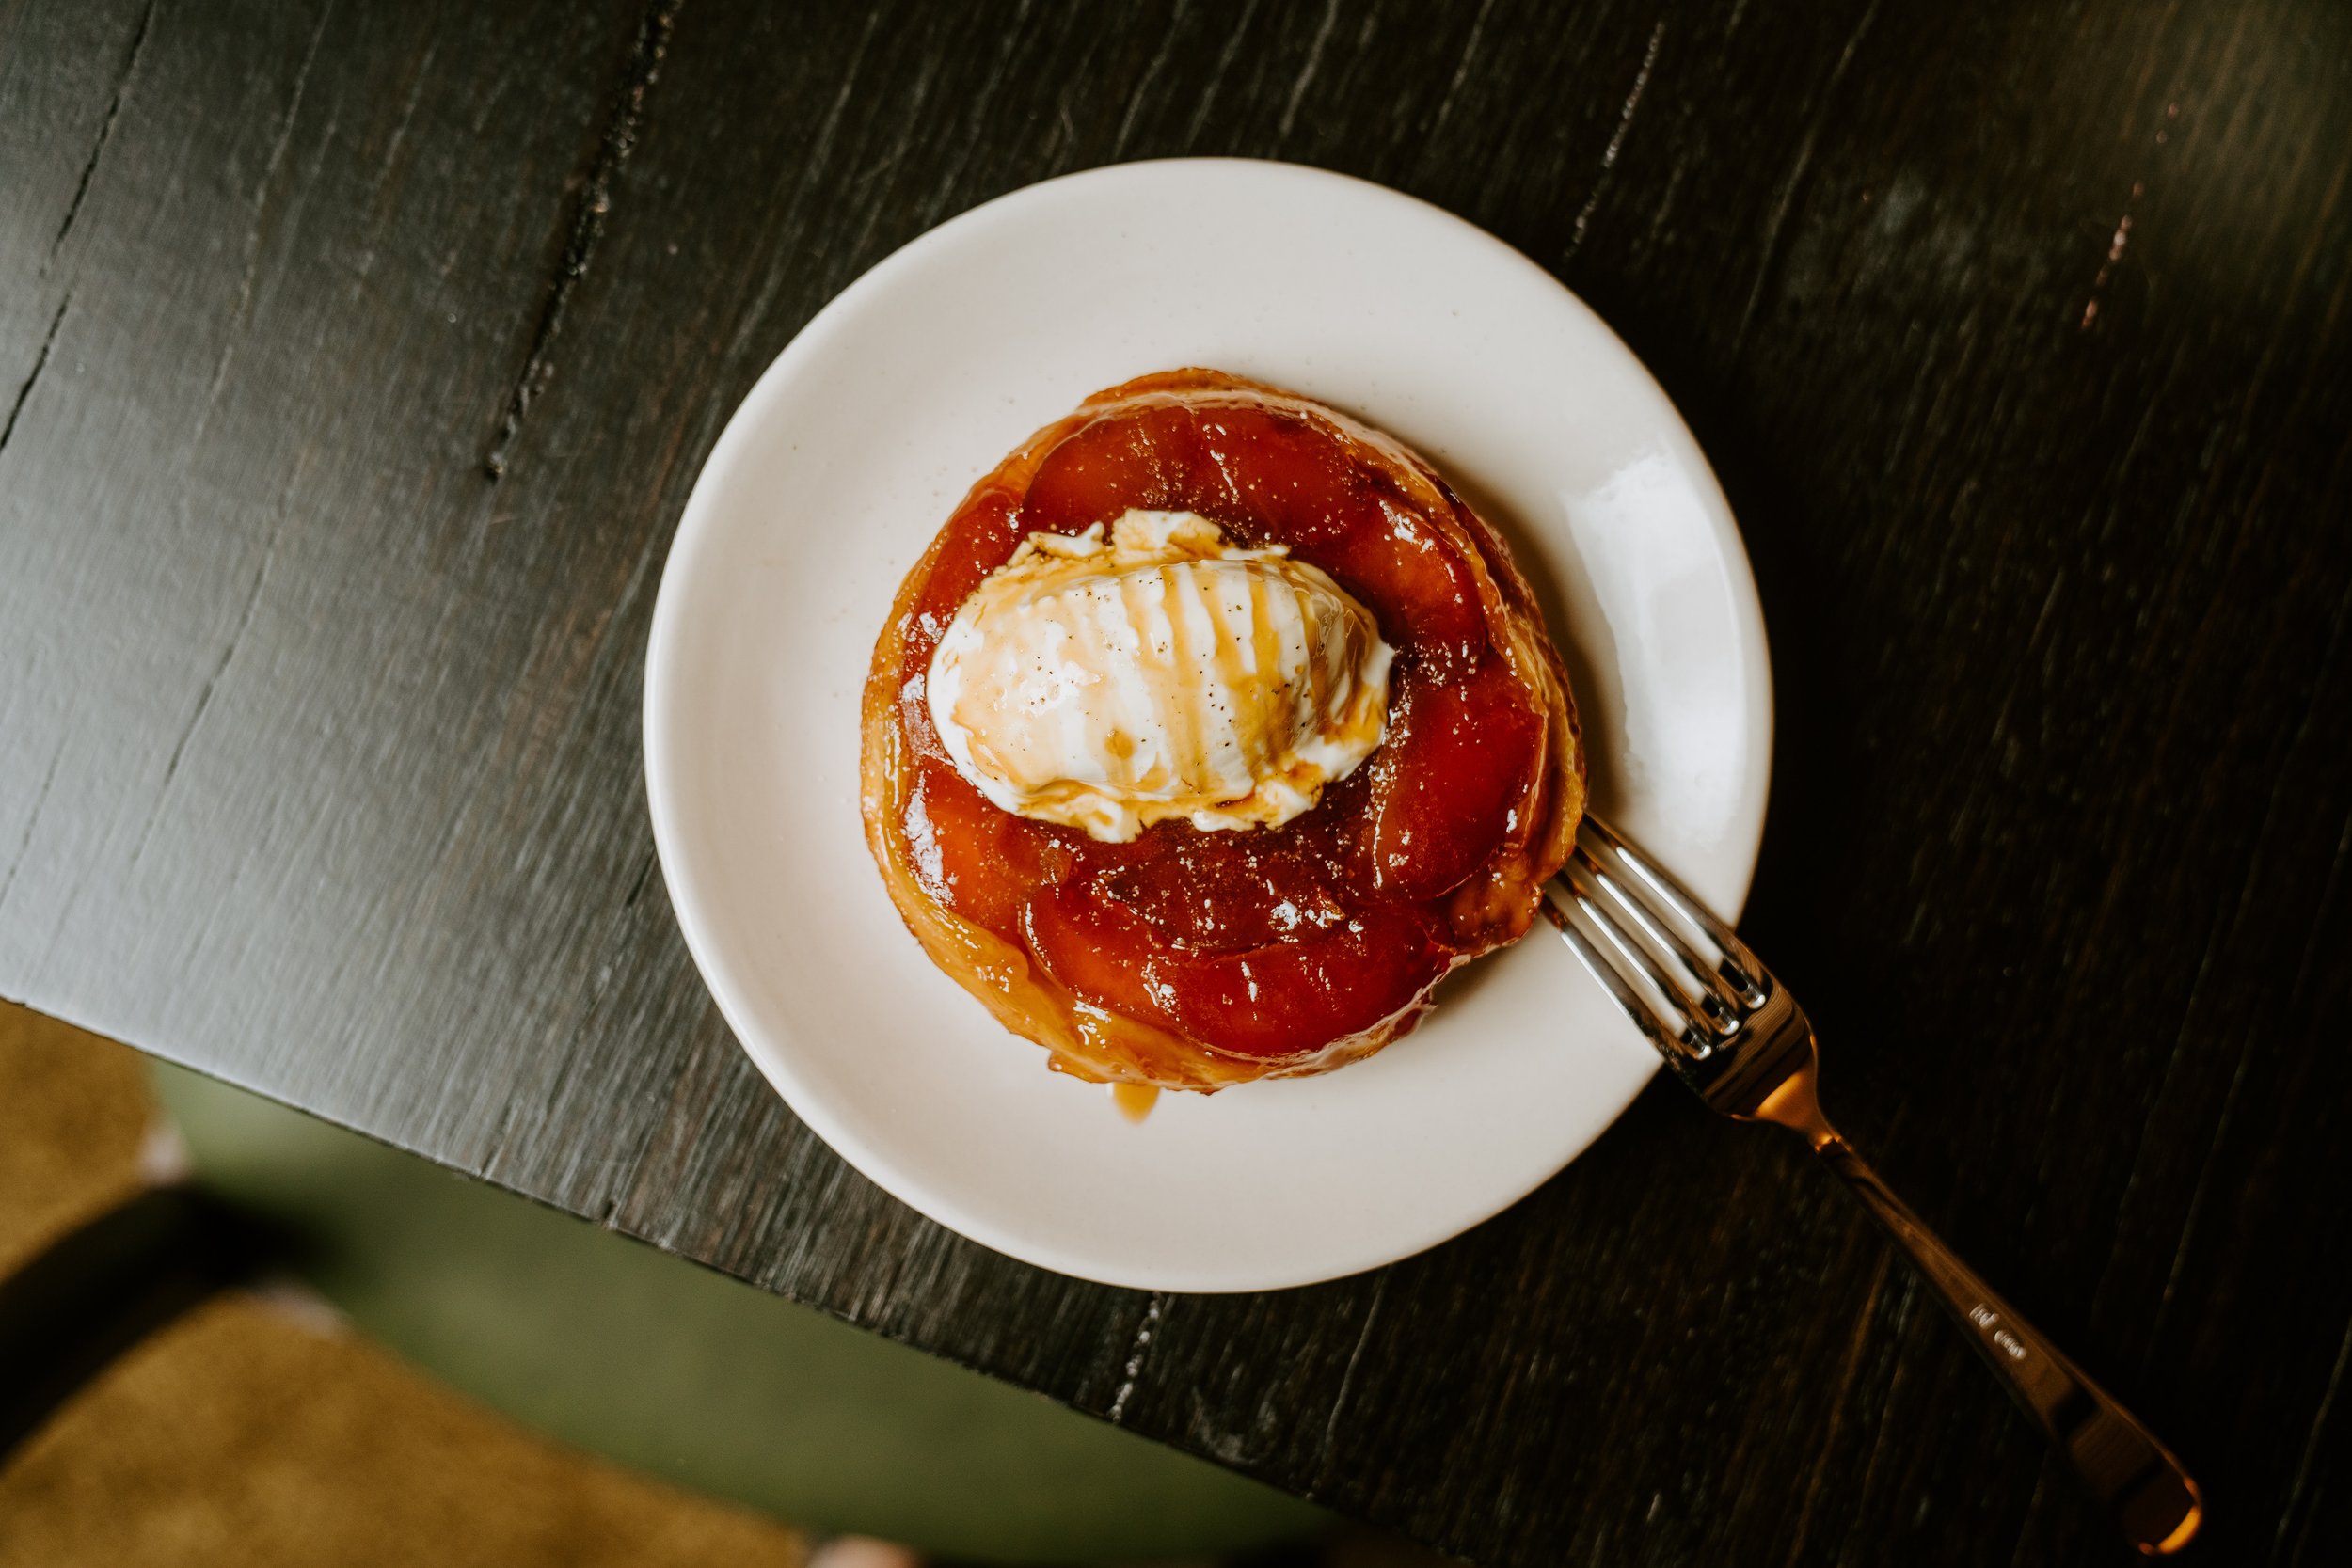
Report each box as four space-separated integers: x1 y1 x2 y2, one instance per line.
805 1538 925 1568
0 1005 147 1270
0 1003 808 1568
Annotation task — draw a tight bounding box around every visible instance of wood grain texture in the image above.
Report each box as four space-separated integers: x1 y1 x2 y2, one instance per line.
5 1 2350 1562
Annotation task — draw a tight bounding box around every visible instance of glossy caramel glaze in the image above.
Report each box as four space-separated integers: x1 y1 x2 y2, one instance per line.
862 370 1585 1090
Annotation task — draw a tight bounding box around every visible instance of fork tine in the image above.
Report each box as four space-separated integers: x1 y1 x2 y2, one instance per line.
1577 815 1769 1006
1554 865 1714 1057
1539 888 1682 1059
1570 843 1743 1032
1563 855 1723 1042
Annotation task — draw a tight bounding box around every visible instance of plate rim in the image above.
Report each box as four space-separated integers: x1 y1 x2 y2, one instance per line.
644 156 1774 1291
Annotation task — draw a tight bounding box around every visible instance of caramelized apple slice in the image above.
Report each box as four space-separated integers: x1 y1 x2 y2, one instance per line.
1025 878 1445 1064
1359 656 1546 901
1021 399 1489 665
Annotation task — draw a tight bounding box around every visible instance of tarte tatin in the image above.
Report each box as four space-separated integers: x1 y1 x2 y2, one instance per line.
861 370 1584 1092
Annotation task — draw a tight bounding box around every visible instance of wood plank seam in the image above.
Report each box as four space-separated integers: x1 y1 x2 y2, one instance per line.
0 294 70 454
1727 0 1883 361
483 0 679 481
1563 17 1665 264
192 0 335 448
45 0 154 269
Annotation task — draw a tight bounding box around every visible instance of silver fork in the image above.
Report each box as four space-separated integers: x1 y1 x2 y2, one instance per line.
1546 814 2202 1557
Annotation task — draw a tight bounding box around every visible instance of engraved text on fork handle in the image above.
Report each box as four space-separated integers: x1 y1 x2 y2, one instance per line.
1805 1126 2204 1556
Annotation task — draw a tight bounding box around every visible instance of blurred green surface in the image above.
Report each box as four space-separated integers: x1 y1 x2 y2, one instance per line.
150 1063 1326 1563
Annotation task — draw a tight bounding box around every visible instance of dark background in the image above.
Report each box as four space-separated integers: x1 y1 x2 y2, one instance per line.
3 2 2348 1563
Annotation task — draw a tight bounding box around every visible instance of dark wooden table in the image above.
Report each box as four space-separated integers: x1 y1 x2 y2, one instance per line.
6 2 2349 1562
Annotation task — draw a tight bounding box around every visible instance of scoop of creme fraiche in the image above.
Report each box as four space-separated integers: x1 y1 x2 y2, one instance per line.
925 509 1393 842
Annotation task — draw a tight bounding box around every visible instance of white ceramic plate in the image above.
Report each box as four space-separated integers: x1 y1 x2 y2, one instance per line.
645 160 1772 1292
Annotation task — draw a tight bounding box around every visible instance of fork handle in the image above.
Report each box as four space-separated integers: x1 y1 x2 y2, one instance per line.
1799 1123 2202 1554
